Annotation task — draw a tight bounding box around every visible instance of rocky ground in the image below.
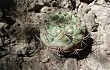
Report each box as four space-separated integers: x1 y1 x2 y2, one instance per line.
0 0 110 70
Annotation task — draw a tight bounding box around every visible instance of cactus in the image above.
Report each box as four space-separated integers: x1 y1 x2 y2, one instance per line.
40 10 87 54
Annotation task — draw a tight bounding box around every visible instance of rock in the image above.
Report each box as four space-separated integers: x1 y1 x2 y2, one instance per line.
77 3 90 20
40 6 49 13
10 43 28 55
42 0 52 3
64 58 78 70
22 56 47 70
96 0 106 4
1 0 110 70
83 10 96 32
0 55 23 70
0 22 5 30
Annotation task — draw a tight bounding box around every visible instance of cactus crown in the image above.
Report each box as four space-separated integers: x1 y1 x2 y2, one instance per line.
40 10 86 54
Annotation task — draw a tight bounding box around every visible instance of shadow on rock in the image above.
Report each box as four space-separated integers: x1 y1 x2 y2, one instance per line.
105 0 110 3
62 37 93 60
80 0 94 4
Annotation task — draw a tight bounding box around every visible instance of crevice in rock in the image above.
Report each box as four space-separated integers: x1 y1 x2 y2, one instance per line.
19 57 24 70
61 33 93 60
0 14 15 26
80 0 94 4
28 4 44 13
105 0 110 3
70 0 76 10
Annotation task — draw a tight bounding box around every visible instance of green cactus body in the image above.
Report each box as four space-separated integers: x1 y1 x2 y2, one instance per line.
40 11 86 54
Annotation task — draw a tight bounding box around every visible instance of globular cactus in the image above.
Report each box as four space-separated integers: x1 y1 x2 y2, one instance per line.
40 10 87 55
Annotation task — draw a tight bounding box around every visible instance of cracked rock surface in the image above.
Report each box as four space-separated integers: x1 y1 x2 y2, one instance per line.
0 0 110 70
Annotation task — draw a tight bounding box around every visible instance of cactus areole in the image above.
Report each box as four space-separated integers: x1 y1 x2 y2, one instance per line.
40 11 87 54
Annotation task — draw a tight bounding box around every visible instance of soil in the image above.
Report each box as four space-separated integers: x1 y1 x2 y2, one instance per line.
0 0 110 70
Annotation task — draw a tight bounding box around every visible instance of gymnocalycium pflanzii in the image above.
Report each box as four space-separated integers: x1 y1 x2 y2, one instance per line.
40 10 87 55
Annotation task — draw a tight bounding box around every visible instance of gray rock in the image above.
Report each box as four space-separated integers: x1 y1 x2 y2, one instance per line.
0 22 5 30
64 58 78 70
22 56 47 70
83 10 96 32
0 55 23 70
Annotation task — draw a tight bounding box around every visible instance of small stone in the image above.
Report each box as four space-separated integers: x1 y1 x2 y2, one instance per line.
40 6 49 13
10 43 28 55
41 49 50 63
0 22 5 29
